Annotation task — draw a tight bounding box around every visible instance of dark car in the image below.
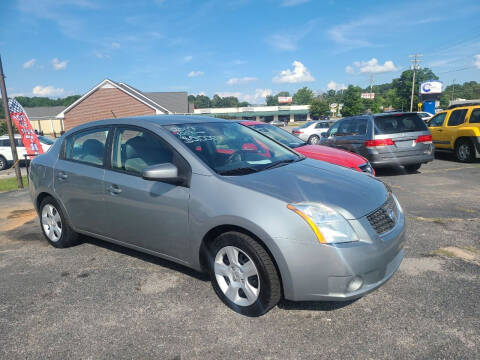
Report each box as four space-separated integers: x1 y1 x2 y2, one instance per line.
320 112 434 172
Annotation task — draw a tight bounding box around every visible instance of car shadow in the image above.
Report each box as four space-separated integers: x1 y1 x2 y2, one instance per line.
82 236 210 282
278 298 359 311
374 167 413 177
434 151 480 163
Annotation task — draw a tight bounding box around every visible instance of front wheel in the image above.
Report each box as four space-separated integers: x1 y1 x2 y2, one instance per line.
308 135 320 145
0 155 8 171
39 196 79 248
455 139 475 163
404 163 421 173
207 232 281 317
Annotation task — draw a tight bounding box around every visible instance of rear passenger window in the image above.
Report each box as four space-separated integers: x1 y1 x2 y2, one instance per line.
447 109 467 126
469 109 480 124
112 128 173 175
374 114 427 134
65 128 108 166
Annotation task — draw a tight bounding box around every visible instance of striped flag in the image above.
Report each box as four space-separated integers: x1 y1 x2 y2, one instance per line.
8 98 44 155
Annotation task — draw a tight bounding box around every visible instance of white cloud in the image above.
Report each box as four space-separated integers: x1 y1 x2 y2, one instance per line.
52 58 68 70
231 59 247 65
273 61 315 83
267 20 316 51
281 0 310 6
254 88 272 101
327 81 347 91
183 55 193 62
32 85 64 97
188 70 204 77
94 51 110 59
346 58 399 74
227 77 257 85
474 54 480 69
111 42 120 49
23 58 36 69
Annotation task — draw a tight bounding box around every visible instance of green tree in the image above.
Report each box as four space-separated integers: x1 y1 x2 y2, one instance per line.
194 95 211 108
341 85 365 117
309 98 329 118
266 91 290 106
293 87 314 105
391 68 438 111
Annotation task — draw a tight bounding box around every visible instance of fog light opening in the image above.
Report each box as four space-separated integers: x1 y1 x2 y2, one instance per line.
347 276 364 292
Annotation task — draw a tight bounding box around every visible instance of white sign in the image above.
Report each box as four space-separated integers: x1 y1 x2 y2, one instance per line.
361 93 375 99
278 96 292 104
420 81 442 94
330 103 338 109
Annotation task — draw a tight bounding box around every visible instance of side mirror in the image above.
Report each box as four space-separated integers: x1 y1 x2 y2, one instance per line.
142 163 183 184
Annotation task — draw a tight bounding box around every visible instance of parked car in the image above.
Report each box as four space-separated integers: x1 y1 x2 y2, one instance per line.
427 103 480 162
292 120 334 144
270 118 288 127
240 121 374 175
320 112 434 172
417 111 434 123
0 134 54 170
29 116 405 316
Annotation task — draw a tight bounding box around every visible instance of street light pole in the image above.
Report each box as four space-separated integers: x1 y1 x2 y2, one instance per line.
409 54 423 112
0 55 23 189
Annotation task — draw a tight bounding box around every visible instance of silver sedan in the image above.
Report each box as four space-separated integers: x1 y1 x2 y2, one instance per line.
29 115 405 316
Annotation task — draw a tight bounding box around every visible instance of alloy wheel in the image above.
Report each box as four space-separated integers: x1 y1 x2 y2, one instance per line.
214 246 260 306
41 204 62 242
458 143 470 161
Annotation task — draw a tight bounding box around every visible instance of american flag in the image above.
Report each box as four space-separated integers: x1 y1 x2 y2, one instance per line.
7 98 44 155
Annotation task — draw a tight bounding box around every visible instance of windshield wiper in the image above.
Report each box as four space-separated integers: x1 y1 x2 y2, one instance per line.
262 158 298 171
218 167 259 176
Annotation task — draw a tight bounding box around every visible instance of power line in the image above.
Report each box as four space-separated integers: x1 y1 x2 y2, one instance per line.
409 54 423 112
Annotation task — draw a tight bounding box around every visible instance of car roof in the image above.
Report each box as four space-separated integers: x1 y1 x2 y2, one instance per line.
64 115 229 134
373 112 418 117
239 120 264 126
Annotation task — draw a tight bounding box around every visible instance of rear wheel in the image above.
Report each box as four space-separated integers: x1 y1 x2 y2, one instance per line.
455 139 475 163
39 196 79 248
308 135 320 145
0 155 8 171
207 231 281 317
404 163 421 173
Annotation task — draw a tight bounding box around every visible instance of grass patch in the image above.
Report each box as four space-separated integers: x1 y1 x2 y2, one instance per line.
0 176 28 192
431 249 457 258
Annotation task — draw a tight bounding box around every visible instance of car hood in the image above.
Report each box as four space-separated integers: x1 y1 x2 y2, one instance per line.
294 145 368 168
223 158 388 219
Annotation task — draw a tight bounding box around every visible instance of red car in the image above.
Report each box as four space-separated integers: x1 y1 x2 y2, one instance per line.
240 121 375 175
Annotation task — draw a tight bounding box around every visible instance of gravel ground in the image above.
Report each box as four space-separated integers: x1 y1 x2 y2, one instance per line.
0 153 479 359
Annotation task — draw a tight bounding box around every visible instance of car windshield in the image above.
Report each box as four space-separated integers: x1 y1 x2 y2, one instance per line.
374 114 428 134
38 136 54 145
248 124 305 148
165 122 302 175
298 121 314 129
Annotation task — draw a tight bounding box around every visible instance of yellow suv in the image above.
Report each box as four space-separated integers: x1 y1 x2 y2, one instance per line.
428 103 480 162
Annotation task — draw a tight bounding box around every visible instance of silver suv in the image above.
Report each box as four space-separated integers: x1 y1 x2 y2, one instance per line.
292 120 334 144
320 113 434 172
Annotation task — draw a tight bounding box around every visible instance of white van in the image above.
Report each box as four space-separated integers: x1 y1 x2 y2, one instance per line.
0 134 54 170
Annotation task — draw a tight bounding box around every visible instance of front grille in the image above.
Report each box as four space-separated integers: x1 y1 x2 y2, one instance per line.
367 196 397 234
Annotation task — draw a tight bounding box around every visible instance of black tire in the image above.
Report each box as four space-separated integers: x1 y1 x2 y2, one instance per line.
207 231 281 317
308 135 320 145
0 155 8 171
404 163 421 173
39 196 79 248
455 139 475 163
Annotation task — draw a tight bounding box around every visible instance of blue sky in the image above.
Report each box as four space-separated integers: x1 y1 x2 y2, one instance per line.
1 0 480 103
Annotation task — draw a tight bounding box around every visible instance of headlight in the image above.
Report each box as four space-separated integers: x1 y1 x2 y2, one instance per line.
287 203 359 244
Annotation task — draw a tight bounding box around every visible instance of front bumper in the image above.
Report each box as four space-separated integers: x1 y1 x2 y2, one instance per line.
278 207 406 301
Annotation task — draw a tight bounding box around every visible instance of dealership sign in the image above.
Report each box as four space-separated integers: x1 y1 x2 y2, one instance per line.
361 93 375 99
278 96 292 104
420 81 442 94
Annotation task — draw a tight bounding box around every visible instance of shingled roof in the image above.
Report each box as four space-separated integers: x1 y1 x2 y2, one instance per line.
24 106 66 119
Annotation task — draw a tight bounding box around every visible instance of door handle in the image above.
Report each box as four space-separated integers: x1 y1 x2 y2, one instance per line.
57 172 68 180
107 185 122 195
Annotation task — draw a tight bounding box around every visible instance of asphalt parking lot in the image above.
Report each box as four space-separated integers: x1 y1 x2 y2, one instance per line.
1 153 479 359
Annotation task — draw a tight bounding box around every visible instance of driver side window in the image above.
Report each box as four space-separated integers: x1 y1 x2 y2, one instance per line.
112 128 173 176
327 121 341 137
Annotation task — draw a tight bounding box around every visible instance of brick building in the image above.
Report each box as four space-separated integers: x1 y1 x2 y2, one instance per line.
57 79 189 131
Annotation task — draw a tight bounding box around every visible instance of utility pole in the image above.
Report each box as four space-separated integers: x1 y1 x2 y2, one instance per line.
451 79 456 101
409 54 423 112
369 74 374 93
0 55 23 189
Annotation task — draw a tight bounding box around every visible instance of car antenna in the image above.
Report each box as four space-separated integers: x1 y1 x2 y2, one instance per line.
111 110 117 118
